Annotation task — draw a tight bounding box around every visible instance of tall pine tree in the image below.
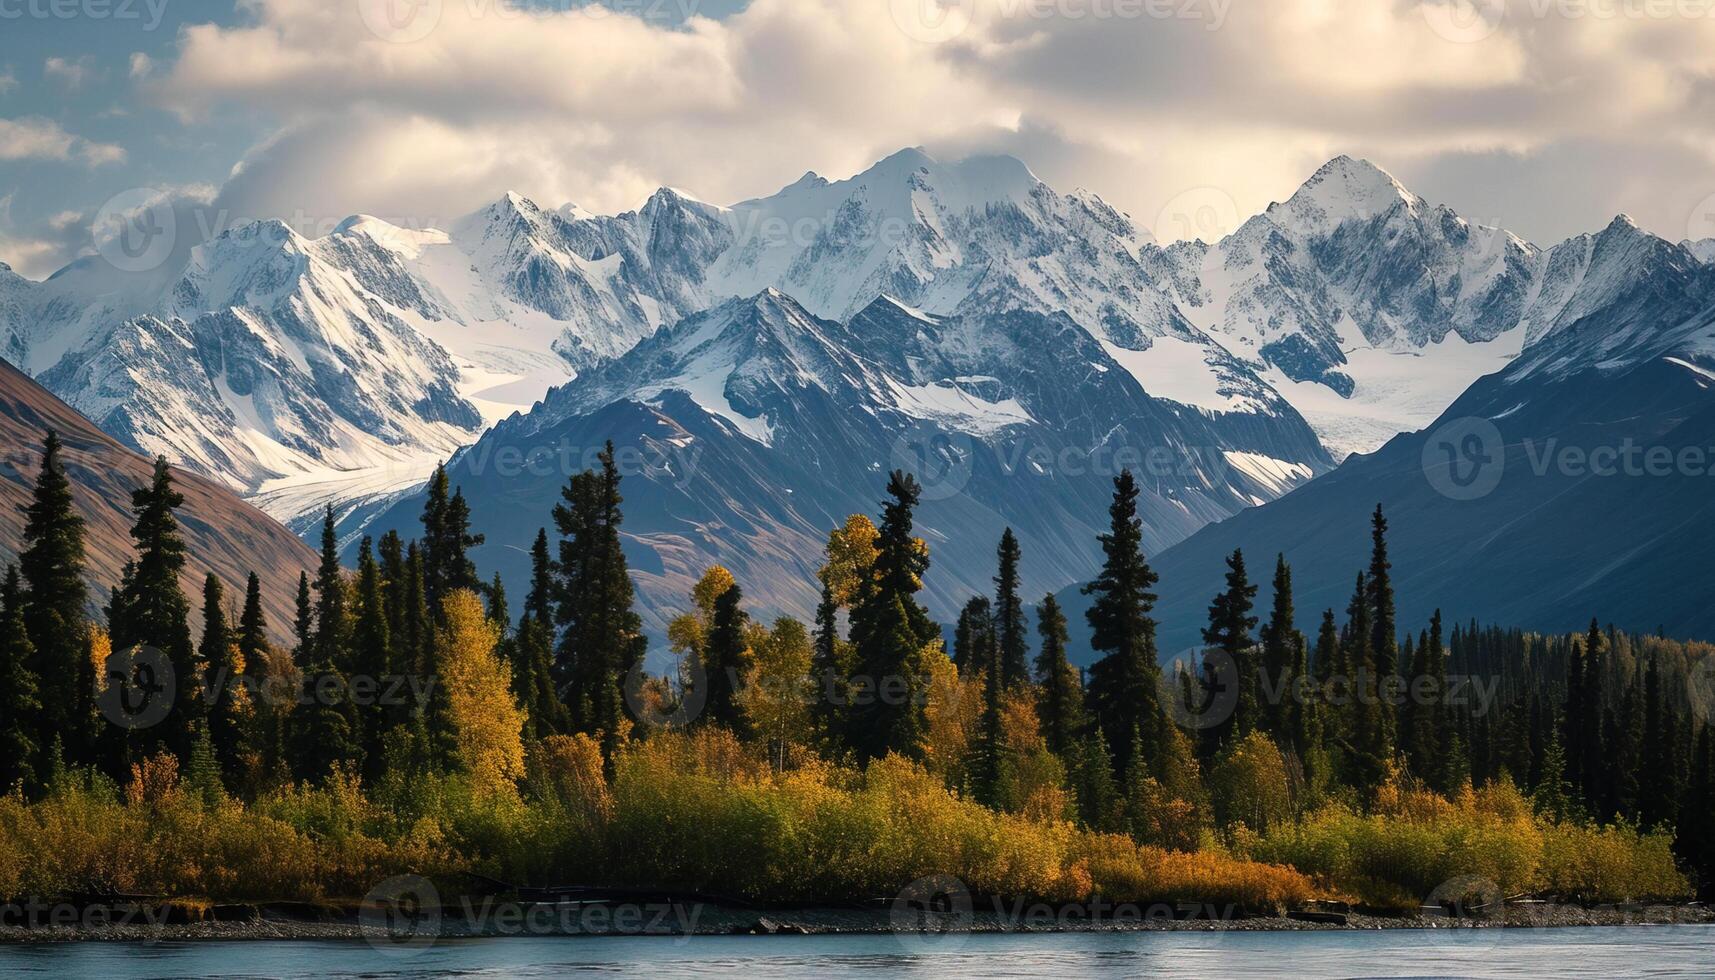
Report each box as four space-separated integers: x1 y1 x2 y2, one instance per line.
846 472 936 762
18 430 92 767
1083 470 1164 781
1033 592 1085 759
993 528 1028 689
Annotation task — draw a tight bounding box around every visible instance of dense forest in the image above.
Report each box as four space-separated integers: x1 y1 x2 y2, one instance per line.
0 432 1708 913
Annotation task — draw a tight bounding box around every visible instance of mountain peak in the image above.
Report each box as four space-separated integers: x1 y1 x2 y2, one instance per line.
1273 155 1419 234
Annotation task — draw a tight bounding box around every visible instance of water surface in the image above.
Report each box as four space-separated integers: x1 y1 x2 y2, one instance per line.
2 926 1711 978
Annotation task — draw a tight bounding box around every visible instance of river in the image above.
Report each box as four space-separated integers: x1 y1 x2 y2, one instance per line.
1 926 1712 978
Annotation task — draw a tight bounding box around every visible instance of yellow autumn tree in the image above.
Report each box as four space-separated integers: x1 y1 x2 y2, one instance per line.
921 643 980 780
818 515 878 606
742 617 815 769
667 565 737 660
437 590 527 797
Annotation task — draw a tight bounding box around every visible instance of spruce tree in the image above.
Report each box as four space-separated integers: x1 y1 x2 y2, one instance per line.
1578 619 1608 809
1033 593 1085 759
1638 656 1680 829
285 571 309 659
1343 572 1387 792
313 506 349 674
350 537 393 776
421 465 484 613
553 442 646 745
703 581 749 732
18 430 92 766
1259 554 1297 741
1407 609 1446 784
1367 505 1399 749
199 574 249 783
993 528 1028 689
1201 548 1259 758
486 572 510 634
238 572 268 675
810 577 846 747
846 472 935 761
1082 470 1164 781
514 528 566 739
1070 730 1120 831
116 457 199 760
972 624 1006 808
0 566 42 790
952 596 995 675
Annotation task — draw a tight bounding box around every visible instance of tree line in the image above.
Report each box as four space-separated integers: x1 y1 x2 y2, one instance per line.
0 431 1710 897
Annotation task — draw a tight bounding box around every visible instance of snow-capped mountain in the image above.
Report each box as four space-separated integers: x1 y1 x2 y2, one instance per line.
7 146 1709 584
1145 156 1544 460
360 289 1330 640
1128 229 1715 653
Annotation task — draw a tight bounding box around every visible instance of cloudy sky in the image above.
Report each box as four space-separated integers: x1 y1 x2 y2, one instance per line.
3 0 1715 278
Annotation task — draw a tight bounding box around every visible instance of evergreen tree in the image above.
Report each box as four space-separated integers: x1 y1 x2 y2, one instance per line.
313 506 349 674
553 442 646 746
1367 505 1399 749
952 596 995 675
350 537 394 777
1201 548 1259 758
1259 554 1297 741
1577 619 1608 809
1407 609 1446 784
199 574 249 783
486 572 510 634
184 721 225 807
703 581 749 732
523 529 556 629
237 573 268 676
992 528 1029 689
1033 593 1085 759
972 624 1006 808
810 577 846 747
846 472 935 762
18 430 92 766
0 566 42 790
1638 656 1680 829
1069 730 1120 831
1533 728 1575 820
508 529 568 737
1343 572 1387 792
1083 470 1164 780
115 457 198 760
421 464 485 613
293 571 313 661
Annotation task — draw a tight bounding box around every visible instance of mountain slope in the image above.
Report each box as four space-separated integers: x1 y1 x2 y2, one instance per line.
0 357 317 643
359 290 1331 642
1131 224 1715 652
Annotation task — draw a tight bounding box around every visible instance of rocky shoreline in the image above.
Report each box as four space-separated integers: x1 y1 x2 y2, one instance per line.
2 899 1708 944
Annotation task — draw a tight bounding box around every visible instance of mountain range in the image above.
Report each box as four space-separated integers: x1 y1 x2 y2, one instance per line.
6 149 1715 648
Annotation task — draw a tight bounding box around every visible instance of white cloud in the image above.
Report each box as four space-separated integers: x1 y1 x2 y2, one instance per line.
0 117 125 167
119 0 1715 248
129 52 154 80
44 56 100 91
0 68 17 96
